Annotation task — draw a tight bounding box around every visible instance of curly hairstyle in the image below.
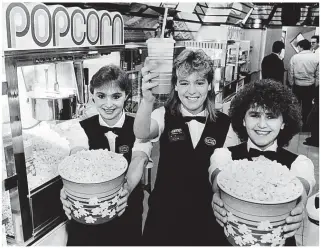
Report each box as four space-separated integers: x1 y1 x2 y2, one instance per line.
229 79 302 147
165 49 217 121
89 65 131 96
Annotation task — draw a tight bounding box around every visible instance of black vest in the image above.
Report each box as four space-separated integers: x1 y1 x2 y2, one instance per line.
145 107 230 245
79 114 135 163
227 142 298 169
71 115 143 245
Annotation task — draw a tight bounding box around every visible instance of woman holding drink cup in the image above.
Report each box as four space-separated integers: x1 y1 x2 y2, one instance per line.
134 49 236 245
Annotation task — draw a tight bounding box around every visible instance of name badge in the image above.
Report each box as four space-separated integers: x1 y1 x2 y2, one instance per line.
118 145 129 154
168 128 186 142
204 137 216 146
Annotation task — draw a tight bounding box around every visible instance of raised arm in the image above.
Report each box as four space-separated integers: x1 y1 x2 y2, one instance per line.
116 139 152 216
126 139 153 194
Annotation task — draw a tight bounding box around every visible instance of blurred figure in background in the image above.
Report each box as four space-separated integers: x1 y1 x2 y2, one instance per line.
288 39 319 131
310 35 319 54
154 16 174 38
261 40 285 83
304 85 319 147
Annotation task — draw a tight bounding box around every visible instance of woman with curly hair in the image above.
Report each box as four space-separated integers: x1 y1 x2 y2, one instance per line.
209 79 316 246
134 49 234 245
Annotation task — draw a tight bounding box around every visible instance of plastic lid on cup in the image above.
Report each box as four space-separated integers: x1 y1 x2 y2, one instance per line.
146 38 176 44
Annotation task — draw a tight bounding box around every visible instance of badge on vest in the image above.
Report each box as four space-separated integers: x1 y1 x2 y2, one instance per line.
204 137 216 146
168 128 186 142
118 145 129 154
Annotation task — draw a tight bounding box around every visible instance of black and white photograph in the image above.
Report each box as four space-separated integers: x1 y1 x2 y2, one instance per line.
1 1 319 246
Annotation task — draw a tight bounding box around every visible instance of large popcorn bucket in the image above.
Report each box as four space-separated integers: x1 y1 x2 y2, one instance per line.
217 173 303 246
58 150 128 225
61 173 125 225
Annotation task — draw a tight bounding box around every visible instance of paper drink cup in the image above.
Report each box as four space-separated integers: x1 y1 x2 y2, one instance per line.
146 38 175 57
149 58 173 95
146 38 175 95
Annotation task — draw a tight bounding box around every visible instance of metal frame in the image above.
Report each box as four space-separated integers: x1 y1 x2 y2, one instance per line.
3 44 125 244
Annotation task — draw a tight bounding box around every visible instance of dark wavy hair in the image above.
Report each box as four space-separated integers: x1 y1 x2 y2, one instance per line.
89 65 131 96
165 49 217 121
229 79 302 147
297 39 311 50
272 41 285 54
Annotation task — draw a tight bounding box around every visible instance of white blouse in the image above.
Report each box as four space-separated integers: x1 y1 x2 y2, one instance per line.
66 111 153 157
150 106 239 148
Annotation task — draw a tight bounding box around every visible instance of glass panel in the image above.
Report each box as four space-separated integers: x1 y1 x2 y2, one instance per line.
16 66 72 190
2 95 16 178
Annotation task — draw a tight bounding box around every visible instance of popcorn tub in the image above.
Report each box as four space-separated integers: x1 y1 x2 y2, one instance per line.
217 159 304 246
58 150 128 225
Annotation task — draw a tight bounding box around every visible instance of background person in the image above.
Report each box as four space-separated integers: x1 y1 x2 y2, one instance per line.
310 35 319 53
288 39 319 131
304 85 319 147
261 40 285 83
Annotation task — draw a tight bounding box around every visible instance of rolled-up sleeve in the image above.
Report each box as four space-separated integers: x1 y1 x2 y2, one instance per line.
223 124 240 147
66 121 89 150
150 106 165 143
208 148 233 182
132 138 153 159
290 155 316 196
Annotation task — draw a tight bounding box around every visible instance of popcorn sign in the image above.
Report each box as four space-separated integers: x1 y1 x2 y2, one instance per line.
3 2 124 50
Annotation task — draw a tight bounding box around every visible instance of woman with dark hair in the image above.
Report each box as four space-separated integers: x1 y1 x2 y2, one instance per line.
134 49 234 245
209 79 316 246
60 65 152 246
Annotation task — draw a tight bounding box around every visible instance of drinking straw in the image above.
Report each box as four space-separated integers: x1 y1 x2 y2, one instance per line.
161 6 168 39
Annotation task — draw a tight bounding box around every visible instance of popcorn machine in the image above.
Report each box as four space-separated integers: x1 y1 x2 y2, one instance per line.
2 45 125 245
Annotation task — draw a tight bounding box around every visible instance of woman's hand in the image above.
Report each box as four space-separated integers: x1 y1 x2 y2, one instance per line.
141 58 160 103
283 194 306 238
116 184 130 217
60 188 72 220
212 192 227 227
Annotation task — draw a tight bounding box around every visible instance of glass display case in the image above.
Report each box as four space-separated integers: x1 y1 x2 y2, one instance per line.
2 45 124 245
182 40 228 110
181 39 250 108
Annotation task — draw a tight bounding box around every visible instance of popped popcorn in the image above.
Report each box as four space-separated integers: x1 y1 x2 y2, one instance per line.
58 149 128 183
23 123 70 189
218 159 303 202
